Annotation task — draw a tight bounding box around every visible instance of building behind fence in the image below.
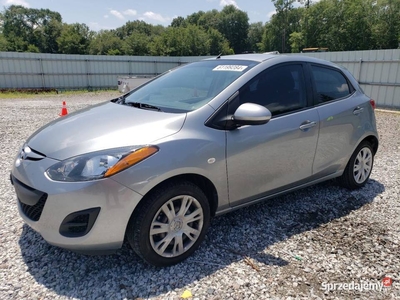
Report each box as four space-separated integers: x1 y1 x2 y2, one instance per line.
0 50 399 108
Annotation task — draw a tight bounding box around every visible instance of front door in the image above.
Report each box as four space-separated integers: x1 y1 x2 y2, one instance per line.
226 63 320 206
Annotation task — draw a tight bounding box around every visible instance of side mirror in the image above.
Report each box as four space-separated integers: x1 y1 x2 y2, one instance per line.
232 103 272 126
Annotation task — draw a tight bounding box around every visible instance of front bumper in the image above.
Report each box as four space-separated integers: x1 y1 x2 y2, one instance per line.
11 156 143 252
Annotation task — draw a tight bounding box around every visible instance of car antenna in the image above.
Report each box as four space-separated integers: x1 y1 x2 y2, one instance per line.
216 53 222 59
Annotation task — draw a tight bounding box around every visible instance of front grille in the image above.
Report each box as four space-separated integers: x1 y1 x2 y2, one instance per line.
18 194 47 221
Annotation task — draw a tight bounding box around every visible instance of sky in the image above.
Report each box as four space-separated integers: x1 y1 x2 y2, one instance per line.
1 0 280 31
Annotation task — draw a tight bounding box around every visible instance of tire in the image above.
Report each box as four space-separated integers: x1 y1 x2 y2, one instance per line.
338 141 374 189
126 181 210 267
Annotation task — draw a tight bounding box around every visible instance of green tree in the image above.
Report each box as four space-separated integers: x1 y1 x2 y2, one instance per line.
259 1 304 53
259 22 280 52
218 5 249 53
89 30 123 55
289 31 304 52
0 34 8 51
115 20 165 56
197 10 220 31
271 0 296 53
171 16 187 27
0 17 9 50
27 44 39 53
371 0 400 49
57 23 93 54
123 32 151 55
340 0 373 50
150 25 210 56
305 0 339 49
186 25 210 55
151 25 166 36
115 20 154 39
208 28 232 55
186 11 206 26
306 0 375 51
2 5 62 52
2 1 398 55
40 19 63 53
247 22 264 52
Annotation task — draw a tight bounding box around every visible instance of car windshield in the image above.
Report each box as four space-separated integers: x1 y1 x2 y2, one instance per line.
122 60 258 112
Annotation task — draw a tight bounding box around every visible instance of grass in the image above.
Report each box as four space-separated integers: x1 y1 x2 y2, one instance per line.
0 88 118 99
58 88 118 95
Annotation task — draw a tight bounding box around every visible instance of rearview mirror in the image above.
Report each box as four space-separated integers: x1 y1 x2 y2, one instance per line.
232 103 272 126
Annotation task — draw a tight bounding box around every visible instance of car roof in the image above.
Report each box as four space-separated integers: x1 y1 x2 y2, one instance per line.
205 53 341 69
205 53 279 62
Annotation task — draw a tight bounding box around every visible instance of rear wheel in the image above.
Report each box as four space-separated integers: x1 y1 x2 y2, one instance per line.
127 181 210 266
338 141 374 189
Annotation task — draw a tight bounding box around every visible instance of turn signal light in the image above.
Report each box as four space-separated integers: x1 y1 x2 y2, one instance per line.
104 146 159 177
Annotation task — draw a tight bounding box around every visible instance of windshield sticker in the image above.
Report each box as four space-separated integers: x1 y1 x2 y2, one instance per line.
213 65 248 72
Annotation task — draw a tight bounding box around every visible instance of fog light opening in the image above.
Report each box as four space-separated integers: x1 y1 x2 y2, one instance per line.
59 207 101 238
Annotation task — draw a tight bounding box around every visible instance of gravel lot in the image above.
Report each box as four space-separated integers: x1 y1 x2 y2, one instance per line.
0 92 399 300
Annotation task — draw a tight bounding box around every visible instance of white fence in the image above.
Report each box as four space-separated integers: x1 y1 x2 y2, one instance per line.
0 50 399 108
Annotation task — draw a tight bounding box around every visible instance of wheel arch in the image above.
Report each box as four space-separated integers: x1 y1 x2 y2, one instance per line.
133 173 219 218
362 135 379 155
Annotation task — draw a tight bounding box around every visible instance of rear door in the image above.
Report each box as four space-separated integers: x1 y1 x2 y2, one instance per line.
310 64 370 176
226 63 320 206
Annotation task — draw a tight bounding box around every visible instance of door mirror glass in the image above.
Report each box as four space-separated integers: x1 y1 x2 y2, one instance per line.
233 103 272 126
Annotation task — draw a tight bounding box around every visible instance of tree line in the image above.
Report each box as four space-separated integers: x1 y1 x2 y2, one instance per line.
0 1 399 56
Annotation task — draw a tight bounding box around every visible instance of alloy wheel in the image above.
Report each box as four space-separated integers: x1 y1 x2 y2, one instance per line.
353 147 373 184
149 195 204 258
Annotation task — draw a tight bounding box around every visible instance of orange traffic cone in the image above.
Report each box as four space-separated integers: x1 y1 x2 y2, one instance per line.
59 101 68 116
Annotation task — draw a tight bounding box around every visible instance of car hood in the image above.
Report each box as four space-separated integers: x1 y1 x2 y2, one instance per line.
27 101 186 160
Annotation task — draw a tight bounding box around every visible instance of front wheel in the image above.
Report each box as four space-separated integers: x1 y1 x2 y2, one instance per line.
127 181 210 266
338 141 374 189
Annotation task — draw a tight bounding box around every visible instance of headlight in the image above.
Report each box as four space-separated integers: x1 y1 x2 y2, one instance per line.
46 146 158 182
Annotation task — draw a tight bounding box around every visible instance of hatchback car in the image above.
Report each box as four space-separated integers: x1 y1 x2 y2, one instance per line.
10 54 378 266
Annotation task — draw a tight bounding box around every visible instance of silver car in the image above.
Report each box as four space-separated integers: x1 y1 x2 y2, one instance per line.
10 54 379 266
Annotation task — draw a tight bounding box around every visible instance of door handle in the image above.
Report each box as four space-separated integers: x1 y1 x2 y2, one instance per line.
353 106 364 115
299 121 317 131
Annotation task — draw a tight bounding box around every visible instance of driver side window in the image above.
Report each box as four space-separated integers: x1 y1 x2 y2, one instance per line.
239 64 307 116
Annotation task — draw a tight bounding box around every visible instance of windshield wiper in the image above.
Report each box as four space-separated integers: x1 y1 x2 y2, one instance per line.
124 102 162 112
112 94 128 104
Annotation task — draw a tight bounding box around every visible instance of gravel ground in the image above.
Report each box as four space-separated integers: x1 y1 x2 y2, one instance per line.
0 92 399 300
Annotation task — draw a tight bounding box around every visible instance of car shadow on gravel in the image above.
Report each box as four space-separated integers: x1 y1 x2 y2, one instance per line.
19 179 384 299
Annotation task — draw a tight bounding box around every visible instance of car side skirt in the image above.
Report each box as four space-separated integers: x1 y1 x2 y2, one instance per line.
216 171 343 216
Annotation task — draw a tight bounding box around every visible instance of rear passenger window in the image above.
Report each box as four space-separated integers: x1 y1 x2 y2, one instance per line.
311 65 352 103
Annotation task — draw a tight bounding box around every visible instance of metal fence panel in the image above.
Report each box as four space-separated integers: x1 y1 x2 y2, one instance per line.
0 51 399 108
0 52 210 90
0 74 42 88
296 49 400 108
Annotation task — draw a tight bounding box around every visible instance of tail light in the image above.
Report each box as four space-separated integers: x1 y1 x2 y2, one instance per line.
370 99 376 110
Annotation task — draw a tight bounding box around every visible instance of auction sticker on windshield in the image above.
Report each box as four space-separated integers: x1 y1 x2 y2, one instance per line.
213 65 248 72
